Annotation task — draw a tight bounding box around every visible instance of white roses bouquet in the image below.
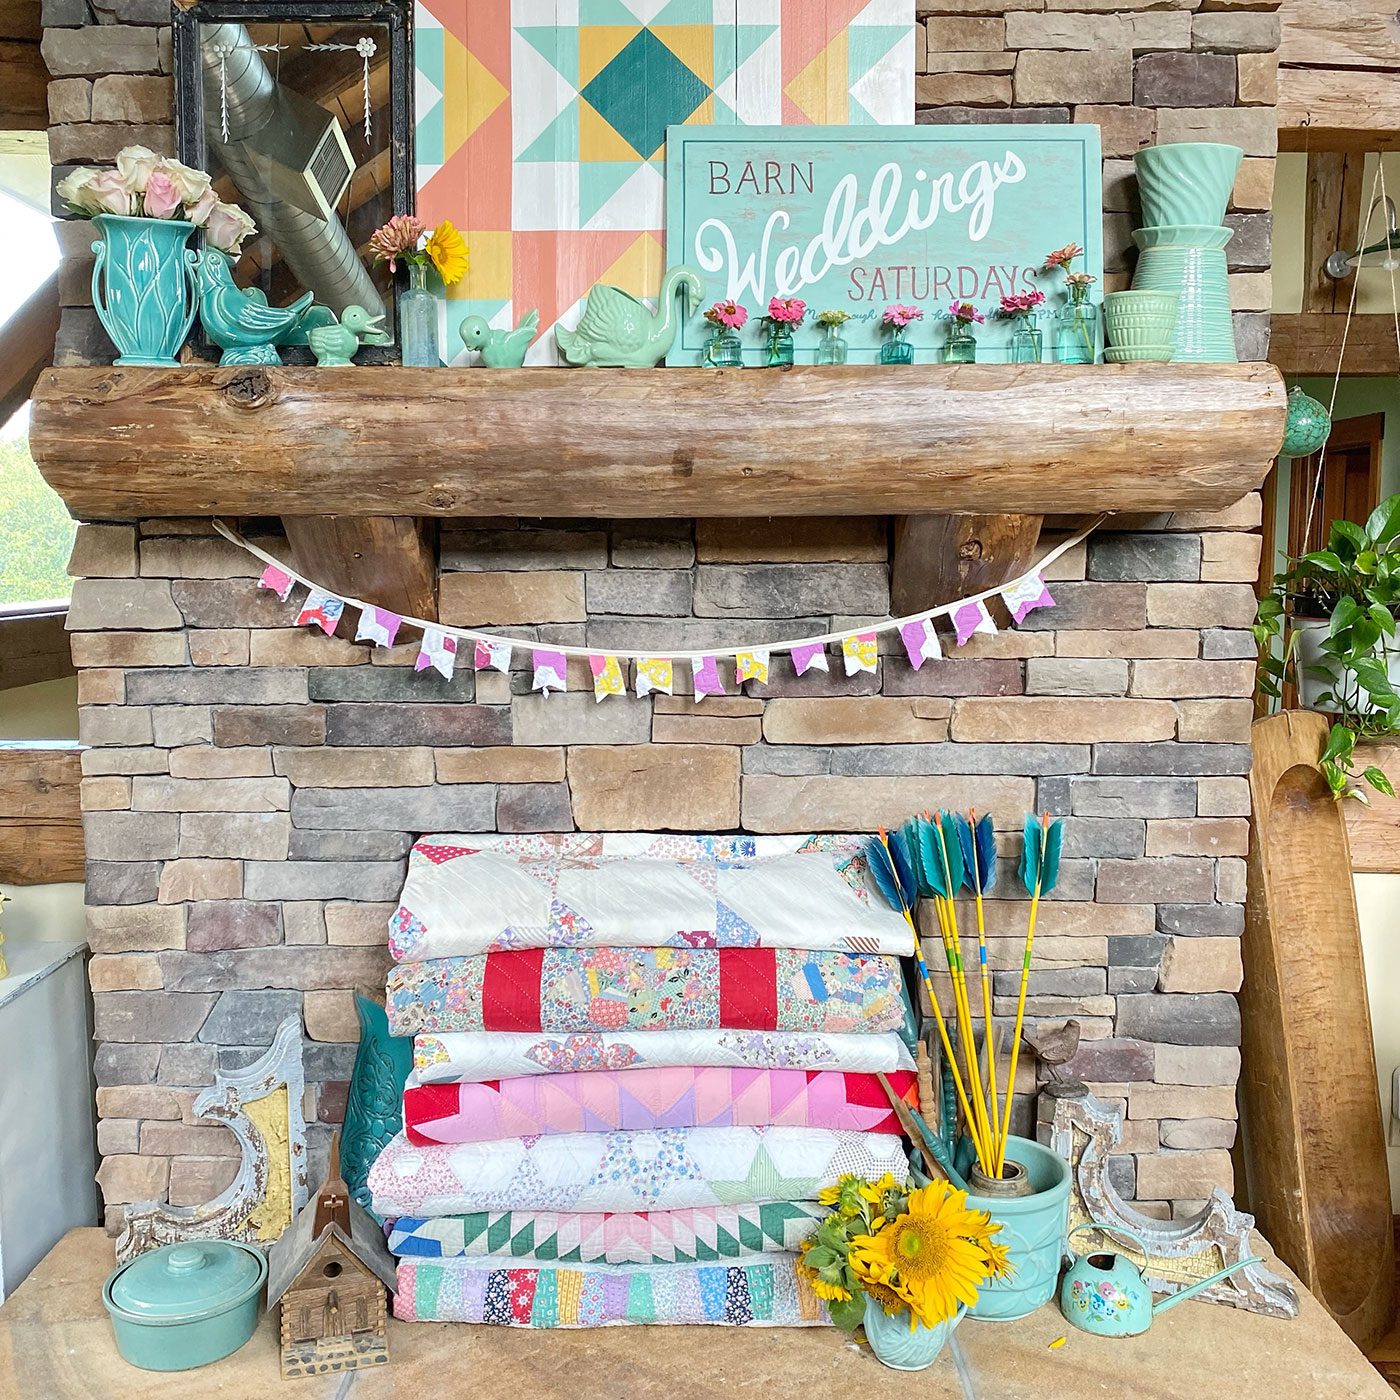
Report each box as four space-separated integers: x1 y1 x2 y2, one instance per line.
57 145 257 256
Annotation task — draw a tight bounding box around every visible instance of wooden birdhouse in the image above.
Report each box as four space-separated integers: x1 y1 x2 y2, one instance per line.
266 1132 397 1379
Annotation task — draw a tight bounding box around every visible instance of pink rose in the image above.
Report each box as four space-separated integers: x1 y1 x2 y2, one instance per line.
185 188 218 227
142 169 181 219
89 169 133 216
203 200 257 255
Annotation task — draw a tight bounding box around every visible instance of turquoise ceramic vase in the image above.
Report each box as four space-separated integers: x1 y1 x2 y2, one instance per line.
91 214 199 367
341 993 413 1218
1134 142 1243 228
962 1137 1071 1322
863 1302 966 1370
1130 224 1236 362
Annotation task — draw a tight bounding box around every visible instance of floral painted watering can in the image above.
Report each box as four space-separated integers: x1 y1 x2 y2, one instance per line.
1060 1221 1262 1338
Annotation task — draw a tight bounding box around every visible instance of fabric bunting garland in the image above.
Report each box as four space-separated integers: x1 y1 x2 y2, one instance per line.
531 649 567 696
210 515 1105 698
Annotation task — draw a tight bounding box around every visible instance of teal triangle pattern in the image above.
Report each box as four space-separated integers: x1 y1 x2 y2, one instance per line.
579 0 644 23
653 0 717 22
518 98 580 164
516 25 580 86
579 160 648 225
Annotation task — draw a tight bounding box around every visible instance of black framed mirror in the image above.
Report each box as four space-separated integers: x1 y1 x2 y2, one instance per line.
173 0 412 363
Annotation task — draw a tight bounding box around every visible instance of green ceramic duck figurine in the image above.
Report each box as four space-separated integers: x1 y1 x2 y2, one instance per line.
459 308 539 368
555 265 703 368
196 251 315 366
308 305 387 367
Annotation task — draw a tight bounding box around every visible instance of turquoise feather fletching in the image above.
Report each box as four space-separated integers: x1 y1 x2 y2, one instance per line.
1019 813 1064 896
957 811 998 895
935 813 966 895
866 834 916 914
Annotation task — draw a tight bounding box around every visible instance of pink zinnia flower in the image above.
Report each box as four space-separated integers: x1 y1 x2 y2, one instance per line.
1026 289 1046 308
949 301 984 325
882 303 924 329
704 298 748 330
369 214 426 273
1043 242 1083 270
766 296 806 325
1065 271 1097 288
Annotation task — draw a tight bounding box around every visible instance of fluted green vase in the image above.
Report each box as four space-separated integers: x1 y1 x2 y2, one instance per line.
341 993 413 1220
91 214 199 367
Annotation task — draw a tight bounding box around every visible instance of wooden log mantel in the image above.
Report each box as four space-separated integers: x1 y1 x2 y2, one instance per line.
30 362 1286 520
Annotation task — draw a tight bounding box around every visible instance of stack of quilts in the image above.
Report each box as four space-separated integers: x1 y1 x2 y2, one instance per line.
367 834 919 1329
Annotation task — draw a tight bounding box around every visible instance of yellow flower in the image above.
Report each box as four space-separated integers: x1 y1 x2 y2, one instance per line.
796 1243 852 1303
817 1174 866 1218
848 1183 995 1330
984 1237 1015 1281
425 219 468 286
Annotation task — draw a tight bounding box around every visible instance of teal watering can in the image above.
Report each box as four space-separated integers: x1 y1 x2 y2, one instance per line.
1059 1221 1262 1338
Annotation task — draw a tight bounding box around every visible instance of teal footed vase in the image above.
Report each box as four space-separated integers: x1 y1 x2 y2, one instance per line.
1130 224 1236 363
91 214 199 367
341 993 413 1220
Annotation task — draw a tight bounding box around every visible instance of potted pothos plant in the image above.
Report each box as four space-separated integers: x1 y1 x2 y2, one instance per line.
1254 493 1400 801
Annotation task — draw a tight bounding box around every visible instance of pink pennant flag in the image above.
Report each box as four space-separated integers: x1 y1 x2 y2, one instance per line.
416 627 458 680
1001 572 1055 625
355 605 401 648
842 632 878 676
589 653 626 702
531 648 567 696
258 563 294 602
952 598 998 647
692 654 725 703
899 616 943 670
790 642 828 677
295 588 344 636
473 638 512 673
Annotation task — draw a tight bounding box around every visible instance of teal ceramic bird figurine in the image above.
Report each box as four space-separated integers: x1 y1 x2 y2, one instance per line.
196 251 314 366
459 308 539 368
308 305 387 367
555 265 703 368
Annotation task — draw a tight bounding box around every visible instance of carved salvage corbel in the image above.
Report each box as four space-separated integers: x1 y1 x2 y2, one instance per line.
117 1015 310 1263
1046 1081 1299 1320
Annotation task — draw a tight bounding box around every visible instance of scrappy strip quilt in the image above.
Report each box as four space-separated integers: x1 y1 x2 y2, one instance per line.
410 1028 919 1085
389 833 911 962
368 1125 910 1217
403 1067 919 1145
388 1202 825 1265
393 1254 830 1327
385 947 907 1037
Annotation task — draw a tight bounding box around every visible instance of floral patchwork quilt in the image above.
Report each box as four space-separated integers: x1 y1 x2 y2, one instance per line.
384 946 907 1037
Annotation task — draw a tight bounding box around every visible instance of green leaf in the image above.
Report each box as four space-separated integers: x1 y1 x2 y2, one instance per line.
1354 659 1397 699
1320 724 1354 765
1371 605 1396 637
1364 494 1400 549
1301 550 1344 573
1333 519 1369 553
1322 759 1349 796
1330 596 1362 636
1365 766 1397 798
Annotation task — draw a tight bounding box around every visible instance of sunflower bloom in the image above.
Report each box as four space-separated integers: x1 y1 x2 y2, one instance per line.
425 219 469 285
818 1174 867 1219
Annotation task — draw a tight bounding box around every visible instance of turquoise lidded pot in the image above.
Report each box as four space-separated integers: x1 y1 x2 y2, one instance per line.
863 1302 966 1370
103 1239 267 1371
91 213 199 367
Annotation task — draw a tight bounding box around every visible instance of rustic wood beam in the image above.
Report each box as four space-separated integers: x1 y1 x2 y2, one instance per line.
0 271 59 426
1279 0 1400 72
1301 153 1365 315
0 37 46 132
29 363 1288 521
0 744 83 886
1271 312 1400 377
1279 67 1400 150
0 604 74 690
282 515 438 622
891 513 1043 616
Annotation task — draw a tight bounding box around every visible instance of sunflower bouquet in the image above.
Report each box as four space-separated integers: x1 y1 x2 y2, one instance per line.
797 1173 1011 1338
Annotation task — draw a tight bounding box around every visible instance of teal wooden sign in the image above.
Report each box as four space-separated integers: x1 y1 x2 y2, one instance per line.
664 124 1103 365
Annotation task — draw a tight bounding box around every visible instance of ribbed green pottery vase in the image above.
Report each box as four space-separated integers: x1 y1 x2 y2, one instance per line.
1134 142 1243 228
1130 225 1236 362
91 214 199 367
962 1137 1071 1322
863 1303 966 1370
1103 290 1178 349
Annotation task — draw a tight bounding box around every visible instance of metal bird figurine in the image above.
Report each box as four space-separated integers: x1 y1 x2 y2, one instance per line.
308 305 387 367
196 251 314 366
459 309 539 368
1025 1018 1081 1082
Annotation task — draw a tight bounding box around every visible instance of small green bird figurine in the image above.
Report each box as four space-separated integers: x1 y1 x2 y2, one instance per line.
459 309 539 368
308 306 387 367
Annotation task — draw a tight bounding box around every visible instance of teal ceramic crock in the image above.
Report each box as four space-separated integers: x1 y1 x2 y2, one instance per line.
963 1137 1071 1322
103 1239 267 1371
91 213 199 367
1134 142 1243 228
1130 225 1237 363
863 1302 966 1370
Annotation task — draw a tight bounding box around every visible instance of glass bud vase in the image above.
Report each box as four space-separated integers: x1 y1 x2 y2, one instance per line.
399 261 440 367
702 329 743 368
1055 290 1098 364
880 326 914 365
766 323 794 367
1010 324 1043 364
944 324 977 364
816 325 848 365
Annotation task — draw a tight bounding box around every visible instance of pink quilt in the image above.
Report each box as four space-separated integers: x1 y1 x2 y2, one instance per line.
403 1066 919 1146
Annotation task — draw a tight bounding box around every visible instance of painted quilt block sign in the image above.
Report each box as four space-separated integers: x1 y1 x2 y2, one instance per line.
665 123 1103 364
414 0 914 365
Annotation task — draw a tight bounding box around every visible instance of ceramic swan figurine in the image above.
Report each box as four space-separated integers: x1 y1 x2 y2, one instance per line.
555 265 704 368
308 306 387 367
196 252 315 366
459 309 539 368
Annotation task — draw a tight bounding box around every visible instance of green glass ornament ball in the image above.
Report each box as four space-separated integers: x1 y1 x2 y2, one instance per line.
1281 385 1332 458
